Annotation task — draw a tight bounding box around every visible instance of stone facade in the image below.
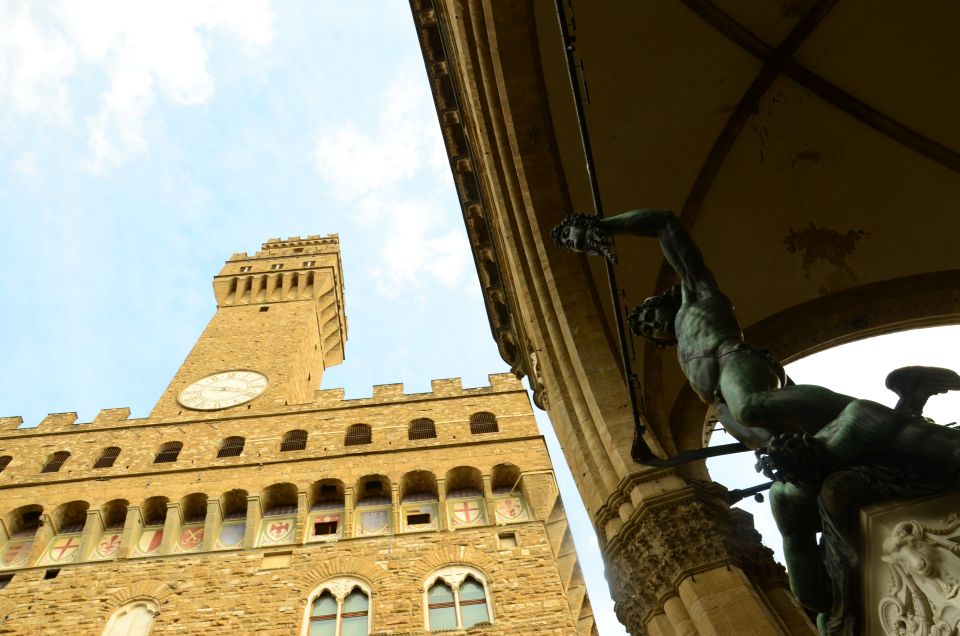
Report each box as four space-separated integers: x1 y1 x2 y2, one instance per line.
0 236 596 635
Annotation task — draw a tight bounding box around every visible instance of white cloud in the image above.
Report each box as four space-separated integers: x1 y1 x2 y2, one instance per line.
0 0 274 170
315 67 471 296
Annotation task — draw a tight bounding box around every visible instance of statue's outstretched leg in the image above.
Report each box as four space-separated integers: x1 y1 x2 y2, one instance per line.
816 399 960 470
769 481 831 613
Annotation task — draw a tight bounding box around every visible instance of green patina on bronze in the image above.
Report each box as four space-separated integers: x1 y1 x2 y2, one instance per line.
554 209 960 635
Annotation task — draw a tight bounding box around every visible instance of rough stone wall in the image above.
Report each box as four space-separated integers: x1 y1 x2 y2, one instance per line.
0 380 590 635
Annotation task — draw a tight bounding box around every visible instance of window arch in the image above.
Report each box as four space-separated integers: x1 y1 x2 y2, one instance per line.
0 455 11 473
102 599 159 636
408 418 436 440
94 447 121 469
153 442 182 464
281 429 308 452
469 412 498 434
345 424 371 446
301 577 371 636
424 566 492 631
40 451 70 473
217 436 245 458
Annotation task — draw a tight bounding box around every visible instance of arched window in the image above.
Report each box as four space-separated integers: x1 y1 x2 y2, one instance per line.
102 599 159 636
408 418 436 440
154 442 182 464
94 447 121 469
345 424 371 446
425 566 492 631
0 455 11 473
217 436 245 458
40 451 70 473
302 577 371 636
469 412 498 434
281 429 308 452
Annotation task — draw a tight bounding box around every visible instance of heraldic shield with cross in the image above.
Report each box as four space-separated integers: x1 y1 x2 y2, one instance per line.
449 498 485 528
39 534 82 565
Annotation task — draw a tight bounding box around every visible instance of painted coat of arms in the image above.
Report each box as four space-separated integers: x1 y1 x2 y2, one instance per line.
449 499 484 527
133 528 164 556
357 509 390 535
217 522 245 549
39 535 82 565
495 497 527 523
91 532 122 560
174 525 204 552
0 540 32 569
258 517 295 546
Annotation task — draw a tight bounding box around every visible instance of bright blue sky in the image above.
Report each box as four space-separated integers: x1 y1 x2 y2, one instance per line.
1 3 957 635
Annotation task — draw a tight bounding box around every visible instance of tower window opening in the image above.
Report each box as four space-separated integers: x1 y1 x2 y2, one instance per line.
470 412 499 434
154 441 183 464
409 418 437 440
0 455 11 473
407 512 431 526
270 263 284 270
293 247 304 253
0 574 12 589
40 451 70 473
43 569 60 580
303 260 316 267
239 266 252 273
281 429 307 452
345 423 372 446
366 480 383 494
259 306 269 312
313 520 338 536
320 484 337 496
93 447 121 469
217 436 245 458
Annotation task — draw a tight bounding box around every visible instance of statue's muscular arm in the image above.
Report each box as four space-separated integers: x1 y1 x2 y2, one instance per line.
599 209 719 297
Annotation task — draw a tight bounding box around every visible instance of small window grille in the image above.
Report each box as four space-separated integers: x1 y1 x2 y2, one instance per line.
281 429 307 452
469 412 499 435
345 424 372 446
313 520 338 536
408 418 437 440
93 447 120 469
259 306 269 312
270 263 284 270
303 260 317 267
40 451 70 473
239 266 252 273
293 248 304 253
217 436 245 458
0 455 11 473
154 441 183 464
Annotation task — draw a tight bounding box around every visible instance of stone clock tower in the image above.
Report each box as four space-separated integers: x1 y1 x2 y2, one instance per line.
0 233 596 635
151 234 347 418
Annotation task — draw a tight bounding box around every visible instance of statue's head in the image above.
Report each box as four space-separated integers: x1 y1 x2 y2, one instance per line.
628 285 681 347
550 213 617 264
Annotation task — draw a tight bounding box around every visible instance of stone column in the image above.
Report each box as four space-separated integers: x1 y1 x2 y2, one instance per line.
26 514 55 565
119 505 142 559
343 487 355 538
160 502 181 554
391 484 401 532
202 498 222 552
295 490 309 544
481 474 496 524
78 508 103 561
243 495 262 548
436 478 448 530
601 480 812 635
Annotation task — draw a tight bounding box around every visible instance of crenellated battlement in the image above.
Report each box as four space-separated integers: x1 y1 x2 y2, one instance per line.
226 234 341 262
0 374 523 434
313 373 522 407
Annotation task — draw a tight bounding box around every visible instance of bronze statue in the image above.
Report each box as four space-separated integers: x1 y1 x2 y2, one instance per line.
553 209 960 634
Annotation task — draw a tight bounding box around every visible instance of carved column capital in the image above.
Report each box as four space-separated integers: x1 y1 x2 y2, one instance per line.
603 482 787 632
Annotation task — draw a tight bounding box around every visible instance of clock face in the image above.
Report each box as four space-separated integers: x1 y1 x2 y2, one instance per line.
177 370 268 410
